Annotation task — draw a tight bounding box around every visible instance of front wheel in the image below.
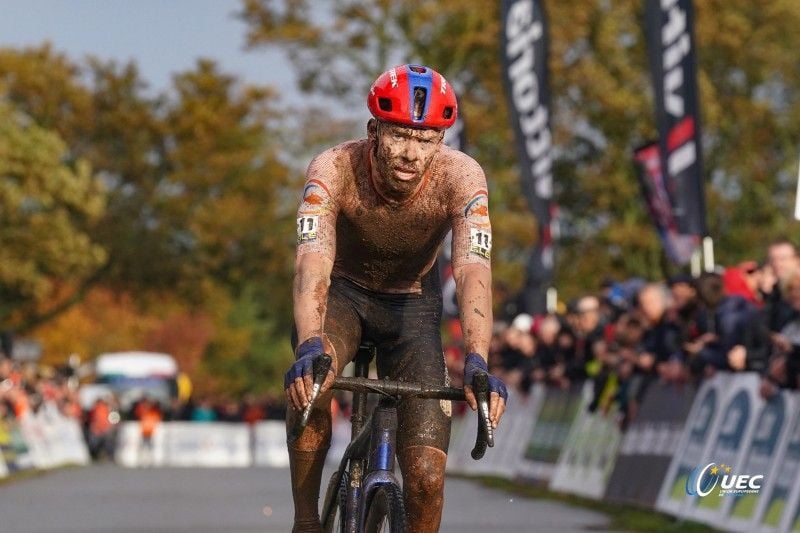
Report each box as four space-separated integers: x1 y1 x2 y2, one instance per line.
322 470 348 533
364 483 406 533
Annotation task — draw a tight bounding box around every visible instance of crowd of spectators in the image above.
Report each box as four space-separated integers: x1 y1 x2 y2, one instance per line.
0 357 81 423
0 351 288 461
444 237 800 430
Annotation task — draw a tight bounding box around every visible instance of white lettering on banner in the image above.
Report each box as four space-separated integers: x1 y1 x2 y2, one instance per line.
664 68 685 117
668 141 696 177
660 1 689 118
505 0 553 201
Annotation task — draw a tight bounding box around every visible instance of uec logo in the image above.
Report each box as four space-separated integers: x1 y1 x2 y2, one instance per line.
686 463 764 497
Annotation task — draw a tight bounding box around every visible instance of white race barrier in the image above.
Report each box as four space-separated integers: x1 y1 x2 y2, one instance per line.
0 450 7 478
515 383 583 482
164 422 250 467
549 386 622 499
116 422 250 467
254 421 290 467
115 422 167 467
17 404 90 469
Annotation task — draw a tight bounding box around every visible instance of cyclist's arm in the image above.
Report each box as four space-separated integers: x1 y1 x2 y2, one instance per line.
450 158 506 426
294 156 339 344
450 161 493 358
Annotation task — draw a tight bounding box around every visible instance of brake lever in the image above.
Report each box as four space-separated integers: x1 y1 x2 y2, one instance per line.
288 354 332 445
470 371 495 460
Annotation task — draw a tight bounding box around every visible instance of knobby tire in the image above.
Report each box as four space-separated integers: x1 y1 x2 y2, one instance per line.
364 484 406 533
322 471 348 533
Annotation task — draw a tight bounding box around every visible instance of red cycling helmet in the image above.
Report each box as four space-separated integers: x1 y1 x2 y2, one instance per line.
367 64 457 129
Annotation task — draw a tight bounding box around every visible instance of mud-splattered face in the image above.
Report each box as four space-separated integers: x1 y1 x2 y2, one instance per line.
369 119 444 200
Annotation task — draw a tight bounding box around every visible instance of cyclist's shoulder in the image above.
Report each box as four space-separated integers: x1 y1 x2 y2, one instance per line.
308 139 368 173
434 146 488 196
305 139 368 195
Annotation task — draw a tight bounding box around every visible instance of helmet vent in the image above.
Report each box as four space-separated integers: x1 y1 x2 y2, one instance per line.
378 97 392 112
409 66 427 73
442 106 453 119
413 87 427 120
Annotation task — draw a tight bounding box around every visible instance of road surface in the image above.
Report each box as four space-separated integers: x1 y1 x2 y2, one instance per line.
0 464 610 532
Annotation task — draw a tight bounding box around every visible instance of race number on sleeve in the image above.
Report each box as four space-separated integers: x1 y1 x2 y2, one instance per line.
297 215 319 244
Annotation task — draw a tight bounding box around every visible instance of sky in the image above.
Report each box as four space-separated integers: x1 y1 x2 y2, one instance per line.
0 0 300 102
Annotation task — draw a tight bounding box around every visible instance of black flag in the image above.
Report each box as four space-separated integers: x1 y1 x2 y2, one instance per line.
634 142 698 265
645 0 707 237
500 0 556 314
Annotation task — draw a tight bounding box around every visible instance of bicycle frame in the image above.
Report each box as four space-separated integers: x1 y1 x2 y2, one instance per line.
334 344 402 532
292 344 493 532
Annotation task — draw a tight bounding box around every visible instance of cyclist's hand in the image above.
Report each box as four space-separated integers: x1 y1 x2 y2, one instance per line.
463 352 508 429
284 336 335 411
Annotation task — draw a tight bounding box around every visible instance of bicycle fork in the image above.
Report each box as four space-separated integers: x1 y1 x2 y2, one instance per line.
358 398 402 526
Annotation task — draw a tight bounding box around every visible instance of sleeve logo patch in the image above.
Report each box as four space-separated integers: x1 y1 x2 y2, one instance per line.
469 228 492 259
297 215 319 243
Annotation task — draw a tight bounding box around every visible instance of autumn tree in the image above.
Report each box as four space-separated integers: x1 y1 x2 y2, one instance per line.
1 46 300 394
0 101 106 332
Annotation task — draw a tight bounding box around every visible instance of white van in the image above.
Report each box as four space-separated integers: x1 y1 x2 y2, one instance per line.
93 351 179 412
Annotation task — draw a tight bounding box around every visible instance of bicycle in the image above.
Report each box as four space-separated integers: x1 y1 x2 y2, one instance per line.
289 342 495 533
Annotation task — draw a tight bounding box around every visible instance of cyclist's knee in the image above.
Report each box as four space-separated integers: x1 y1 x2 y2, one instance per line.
399 445 447 498
286 400 333 452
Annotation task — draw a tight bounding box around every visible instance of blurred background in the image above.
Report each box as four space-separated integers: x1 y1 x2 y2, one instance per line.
2 0 799 408
2 1 800 531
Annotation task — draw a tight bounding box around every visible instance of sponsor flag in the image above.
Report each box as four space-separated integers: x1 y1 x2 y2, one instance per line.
645 0 707 237
634 142 698 265
500 0 557 314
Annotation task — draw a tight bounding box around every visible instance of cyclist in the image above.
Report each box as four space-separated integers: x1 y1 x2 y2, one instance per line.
285 64 508 533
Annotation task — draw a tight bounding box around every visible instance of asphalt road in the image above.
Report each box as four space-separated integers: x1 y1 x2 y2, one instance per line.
0 464 610 533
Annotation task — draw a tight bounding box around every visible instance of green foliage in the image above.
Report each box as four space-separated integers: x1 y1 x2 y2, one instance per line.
0 45 301 394
0 102 106 328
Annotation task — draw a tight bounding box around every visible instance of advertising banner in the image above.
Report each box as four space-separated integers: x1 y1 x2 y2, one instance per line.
726 391 790 530
549 386 622 499
634 142 698 264
163 423 250 468
656 374 731 515
500 0 557 313
466 388 534 478
775 402 800 533
605 381 697 507
645 0 707 237
515 383 582 482
688 377 760 525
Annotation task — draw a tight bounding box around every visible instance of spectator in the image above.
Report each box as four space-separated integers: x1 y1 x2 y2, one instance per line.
87 397 117 460
191 398 218 422
567 296 606 380
525 314 569 390
762 238 800 333
496 313 536 389
135 397 162 467
686 273 767 377
241 394 266 426
723 261 762 307
760 269 800 399
637 283 684 384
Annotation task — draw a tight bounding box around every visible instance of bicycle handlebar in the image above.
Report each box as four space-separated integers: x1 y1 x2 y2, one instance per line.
289 354 495 459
